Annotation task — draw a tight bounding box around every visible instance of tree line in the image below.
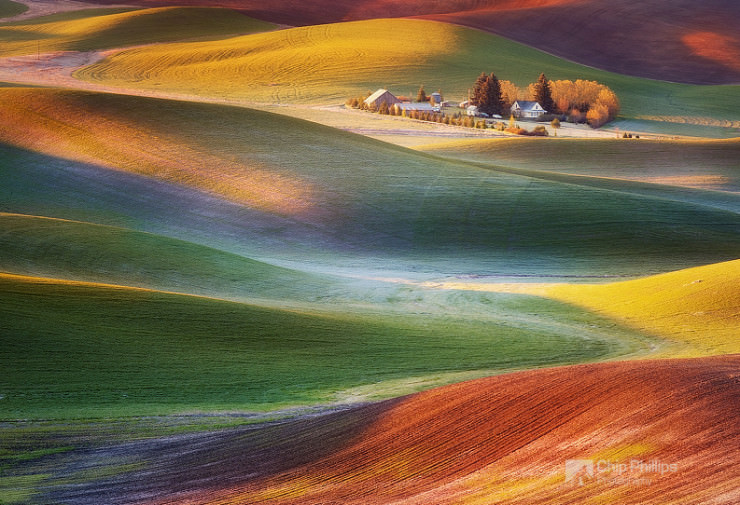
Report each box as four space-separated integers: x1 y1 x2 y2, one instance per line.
471 72 620 127
345 72 621 131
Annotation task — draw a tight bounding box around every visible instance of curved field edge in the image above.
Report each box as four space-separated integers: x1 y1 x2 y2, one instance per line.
72 18 740 129
435 259 740 357
0 212 340 303
27 355 740 505
0 271 654 420
2 88 739 278
544 259 740 357
0 7 276 56
418 137 740 193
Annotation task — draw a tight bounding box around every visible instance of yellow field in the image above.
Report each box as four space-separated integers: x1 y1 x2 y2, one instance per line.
75 18 464 103
545 260 740 357
0 6 274 56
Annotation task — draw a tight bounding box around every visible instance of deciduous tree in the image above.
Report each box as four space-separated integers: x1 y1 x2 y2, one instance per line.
416 85 427 103
499 80 522 109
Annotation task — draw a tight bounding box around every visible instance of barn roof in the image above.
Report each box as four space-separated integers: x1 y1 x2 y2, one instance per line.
365 88 398 104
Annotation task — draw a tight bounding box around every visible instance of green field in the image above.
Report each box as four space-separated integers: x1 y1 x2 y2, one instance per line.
1 8 739 504
0 7 275 56
420 138 740 193
0 213 339 302
73 18 740 133
0 273 649 419
2 88 739 278
5 89 724 422
0 0 26 19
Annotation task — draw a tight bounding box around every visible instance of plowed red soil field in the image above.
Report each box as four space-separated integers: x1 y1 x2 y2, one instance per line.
112 356 740 505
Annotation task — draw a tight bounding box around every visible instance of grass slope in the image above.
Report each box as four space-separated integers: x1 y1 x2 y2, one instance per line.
420 138 740 192
37 356 739 505
0 273 638 419
1 87 739 277
75 18 740 130
0 0 27 19
0 212 337 302
0 6 275 56
546 259 740 356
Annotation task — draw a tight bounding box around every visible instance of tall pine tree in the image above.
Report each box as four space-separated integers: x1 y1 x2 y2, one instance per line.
471 72 503 116
471 72 487 107
533 73 555 113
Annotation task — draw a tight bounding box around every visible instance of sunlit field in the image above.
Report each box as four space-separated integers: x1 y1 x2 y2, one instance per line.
1 2 738 504
0 7 274 56
73 18 740 133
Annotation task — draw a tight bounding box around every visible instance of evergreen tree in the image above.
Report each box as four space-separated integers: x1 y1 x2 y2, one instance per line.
533 73 556 113
471 72 487 106
484 72 503 116
416 85 428 103
471 72 503 116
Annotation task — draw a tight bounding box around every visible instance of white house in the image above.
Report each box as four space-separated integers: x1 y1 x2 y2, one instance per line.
510 100 546 119
364 89 401 109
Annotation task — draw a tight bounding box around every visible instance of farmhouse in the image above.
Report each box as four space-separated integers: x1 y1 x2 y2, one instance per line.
364 89 401 109
511 100 546 119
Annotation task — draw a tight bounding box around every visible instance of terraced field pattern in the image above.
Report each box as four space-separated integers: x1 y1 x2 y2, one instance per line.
0 1 738 504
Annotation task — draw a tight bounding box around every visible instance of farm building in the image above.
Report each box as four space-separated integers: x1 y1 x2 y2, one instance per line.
430 92 443 105
394 102 436 114
364 89 401 109
511 100 547 119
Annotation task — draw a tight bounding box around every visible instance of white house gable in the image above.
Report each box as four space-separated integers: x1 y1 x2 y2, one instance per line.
510 100 547 119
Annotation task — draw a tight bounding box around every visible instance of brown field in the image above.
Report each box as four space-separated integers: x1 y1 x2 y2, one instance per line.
81 0 740 84
48 356 738 505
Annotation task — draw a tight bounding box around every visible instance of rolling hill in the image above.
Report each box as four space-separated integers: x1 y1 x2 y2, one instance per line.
1 5 738 504
34 356 740 505
545 259 740 356
73 18 740 133
0 272 644 419
425 259 740 357
0 212 340 302
2 87 739 277
420 137 740 193
0 0 26 19
0 6 275 56
81 0 740 85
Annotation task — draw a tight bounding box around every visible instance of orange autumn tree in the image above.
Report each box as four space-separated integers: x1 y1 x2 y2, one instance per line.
544 79 620 127
500 80 524 110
